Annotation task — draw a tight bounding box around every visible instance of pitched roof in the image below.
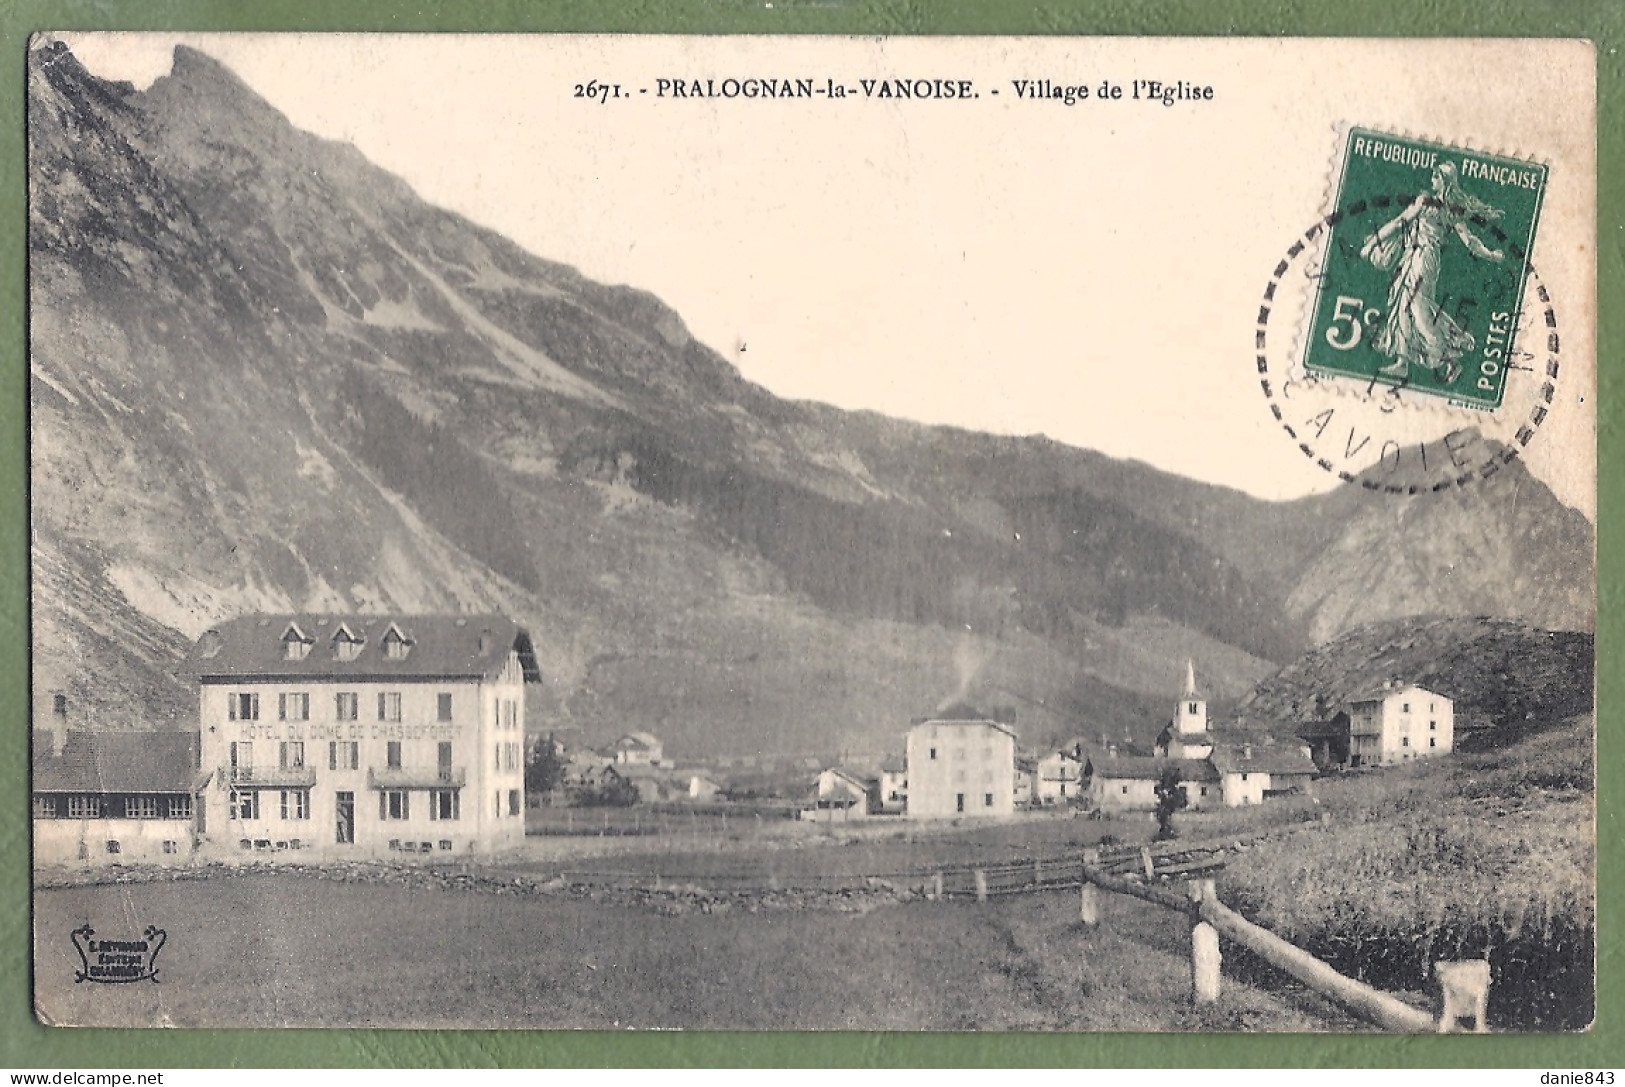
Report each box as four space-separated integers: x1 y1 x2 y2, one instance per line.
912 711 1016 738
1209 743 1318 777
1344 683 1447 705
1293 716 1350 739
33 731 199 794
820 767 875 791
617 731 662 749
1092 756 1217 783
184 614 541 682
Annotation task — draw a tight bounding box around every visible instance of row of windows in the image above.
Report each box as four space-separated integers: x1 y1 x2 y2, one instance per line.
34 795 192 820
495 789 522 818
229 691 457 723
496 741 522 772
283 625 414 662
925 745 1000 761
76 840 184 858
229 740 460 772
228 787 465 822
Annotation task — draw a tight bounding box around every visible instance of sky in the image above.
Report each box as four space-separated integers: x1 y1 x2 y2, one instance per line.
57 34 1597 516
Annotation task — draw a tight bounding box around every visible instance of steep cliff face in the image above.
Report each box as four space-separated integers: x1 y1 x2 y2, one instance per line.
27 41 1593 752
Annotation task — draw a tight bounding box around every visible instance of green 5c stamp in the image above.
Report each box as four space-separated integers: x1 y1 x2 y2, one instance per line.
1304 128 1547 410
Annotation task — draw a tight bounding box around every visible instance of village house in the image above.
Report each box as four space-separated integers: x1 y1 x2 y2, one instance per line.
613 731 665 767
801 767 876 821
1294 712 1353 771
1343 683 1455 765
878 755 907 812
615 762 681 804
1013 754 1038 807
32 729 205 867
1089 754 1219 812
186 614 540 858
1208 739 1318 806
1035 748 1084 805
686 773 724 802
904 705 1017 818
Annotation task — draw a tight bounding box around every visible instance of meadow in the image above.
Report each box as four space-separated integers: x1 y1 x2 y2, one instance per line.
33 869 1362 1031
1216 715 1595 1030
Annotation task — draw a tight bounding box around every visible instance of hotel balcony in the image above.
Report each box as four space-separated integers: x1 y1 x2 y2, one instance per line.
367 766 467 790
224 765 318 788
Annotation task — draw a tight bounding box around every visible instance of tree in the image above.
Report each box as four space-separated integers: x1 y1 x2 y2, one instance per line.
1154 767 1188 841
525 735 566 801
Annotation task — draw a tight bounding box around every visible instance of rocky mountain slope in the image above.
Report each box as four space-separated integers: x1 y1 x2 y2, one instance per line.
26 41 1595 757
1238 616 1595 747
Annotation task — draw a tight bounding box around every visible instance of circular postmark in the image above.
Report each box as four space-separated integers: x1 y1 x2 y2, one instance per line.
1256 194 1560 496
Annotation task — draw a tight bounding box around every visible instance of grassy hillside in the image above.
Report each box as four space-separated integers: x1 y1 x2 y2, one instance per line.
1218 714 1594 1030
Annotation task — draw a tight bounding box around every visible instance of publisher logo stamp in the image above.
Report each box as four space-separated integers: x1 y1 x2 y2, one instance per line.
70 924 166 984
1302 128 1548 410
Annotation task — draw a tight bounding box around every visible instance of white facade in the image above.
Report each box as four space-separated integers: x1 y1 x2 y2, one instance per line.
1345 685 1454 766
879 768 907 811
905 718 1016 818
1035 750 1082 804
34 814 195 867
803 768 872 821
192 616 537 859
613 732 664 767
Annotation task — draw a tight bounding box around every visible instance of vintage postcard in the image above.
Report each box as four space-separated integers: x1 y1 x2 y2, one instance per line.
28 35 1596 1031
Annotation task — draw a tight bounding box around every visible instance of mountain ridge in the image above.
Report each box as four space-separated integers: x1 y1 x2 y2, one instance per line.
27 41 1594 757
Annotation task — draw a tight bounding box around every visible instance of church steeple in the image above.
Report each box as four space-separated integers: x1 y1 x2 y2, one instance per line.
1177 660 1207 737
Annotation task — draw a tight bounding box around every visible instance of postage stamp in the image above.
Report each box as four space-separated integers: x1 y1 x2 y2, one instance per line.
1301 128 1548 411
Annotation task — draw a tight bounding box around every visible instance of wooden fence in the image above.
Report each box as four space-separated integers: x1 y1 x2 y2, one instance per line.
1078 848 1488 1033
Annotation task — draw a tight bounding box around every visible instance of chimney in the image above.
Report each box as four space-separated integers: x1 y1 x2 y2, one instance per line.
1107 743 1118 760
478 630 492 654
39 692 69 759
1242 744 1253 760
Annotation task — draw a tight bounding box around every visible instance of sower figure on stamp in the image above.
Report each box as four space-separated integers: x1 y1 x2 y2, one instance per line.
1360 162 1505 385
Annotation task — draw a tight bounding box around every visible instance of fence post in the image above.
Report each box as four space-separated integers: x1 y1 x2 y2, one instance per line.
1192 922 1222 1005
1434 960 1491 1033
933 871 944 901
1141 845 1156 880
1034 858 1043 887
1189 879 1220 1004
975 869 988 902
1080 848 1101 926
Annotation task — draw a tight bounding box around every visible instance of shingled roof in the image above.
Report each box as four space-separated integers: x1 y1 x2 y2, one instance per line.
33 731 200 794
1209 742 1318 777
1091 756 1218 783
183 615 541 682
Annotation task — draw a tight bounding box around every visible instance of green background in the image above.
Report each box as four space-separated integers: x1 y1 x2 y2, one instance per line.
1305 129 1549 406
1 0 1619 1070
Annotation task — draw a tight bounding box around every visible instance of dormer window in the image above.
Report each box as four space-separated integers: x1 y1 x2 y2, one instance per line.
332 624 365 662
281 623 313 661
381 624 414 661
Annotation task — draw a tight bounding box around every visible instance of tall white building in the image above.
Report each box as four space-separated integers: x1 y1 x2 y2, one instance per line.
188 614 540 858
905 705 1016 818
1343 683 1454 766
